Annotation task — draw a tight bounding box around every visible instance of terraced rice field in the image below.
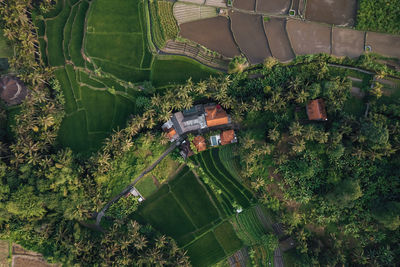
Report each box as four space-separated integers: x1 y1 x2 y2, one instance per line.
134 166 244 267
332 28 365 58
305 0 357 26
263 18 294 62
256 0 290 14
173 2 217 25
180 17 241 58
36 0 219 151
286 19 331 55
233 0 256 11
192 147 254 210
229 11 271 64
366 32 400 58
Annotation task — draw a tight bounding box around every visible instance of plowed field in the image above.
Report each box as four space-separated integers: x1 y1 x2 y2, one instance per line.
263 18 294 62
180 17 240 58
230 11 271 64
305 0 357 26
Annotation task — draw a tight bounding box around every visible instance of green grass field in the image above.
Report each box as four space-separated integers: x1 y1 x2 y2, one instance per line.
36 0 219 151
135 166 244 266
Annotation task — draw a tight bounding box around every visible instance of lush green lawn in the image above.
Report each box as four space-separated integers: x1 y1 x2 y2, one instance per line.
135 175 158 198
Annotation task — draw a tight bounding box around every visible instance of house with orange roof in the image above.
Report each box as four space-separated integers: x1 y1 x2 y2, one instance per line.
205 104 230 127
193 135 207 152
220 129 237 145
306 99 327 121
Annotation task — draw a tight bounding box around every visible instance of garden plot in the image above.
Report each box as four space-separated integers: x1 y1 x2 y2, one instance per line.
263 18 294 62
178 0 205 4
230 11 271 64
332 28 365 58
305 0 357 26
256 0 290 14
180 17 241 58
366 32 400 59
205 0 227 8
233 0 256 11
173 2 217 25
286 19 331 55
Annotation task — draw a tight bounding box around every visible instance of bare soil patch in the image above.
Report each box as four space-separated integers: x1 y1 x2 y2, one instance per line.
180 17 241 58
332 27 365 58
305 0 357 26
256 0 290 14
263 18 294 62
230 11 271 64
233 0 255 11
286 19 331 55
366 32 400 59
0 240 8 267
12 255 57 267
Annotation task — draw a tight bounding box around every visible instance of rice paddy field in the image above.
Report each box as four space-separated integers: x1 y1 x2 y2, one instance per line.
132 145 257 266
35 0 218 152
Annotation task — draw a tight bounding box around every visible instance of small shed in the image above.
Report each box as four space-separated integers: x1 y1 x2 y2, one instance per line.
220 129 237 145
306 99 327 121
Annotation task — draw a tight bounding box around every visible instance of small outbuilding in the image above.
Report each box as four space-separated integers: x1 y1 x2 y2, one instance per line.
0 76 28 105
306 99 327 121
193 135 207 152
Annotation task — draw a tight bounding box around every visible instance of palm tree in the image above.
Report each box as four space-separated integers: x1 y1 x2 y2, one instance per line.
289 122 303 137
268 128 280 142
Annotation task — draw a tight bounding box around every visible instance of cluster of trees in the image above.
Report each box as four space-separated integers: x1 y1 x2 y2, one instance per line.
357 0 400 34
227 58 400 265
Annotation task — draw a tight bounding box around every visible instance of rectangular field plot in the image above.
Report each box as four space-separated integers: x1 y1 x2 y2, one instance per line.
214 221 243 254
87 0 141 33
70 1 89 67
139 191 197 239
151 56 218 87
186 231 226 267
85 33 144 68
136 166 226 248
332 28 365 58
172 170 220 228
305 0 357 26
58 110 89 152
286 19 331 55
80 86 115 132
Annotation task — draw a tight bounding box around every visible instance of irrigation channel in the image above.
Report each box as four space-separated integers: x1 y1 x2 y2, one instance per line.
95 140 179 227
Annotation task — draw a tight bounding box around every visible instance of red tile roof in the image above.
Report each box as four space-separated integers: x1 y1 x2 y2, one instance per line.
220 130 235 145
193 135 206 152
205 105 229 127
307 99 327 121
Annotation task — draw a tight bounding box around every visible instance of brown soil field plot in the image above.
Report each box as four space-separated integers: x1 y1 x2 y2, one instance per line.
233 0 256 11
332 28 365 58
180 17 241 58
305 0 357 26
13 255 58 267
0 240 8 267
286 19 331 55
230 11 271 64
366 32 400 59
263 18 294 62
256 0 290 14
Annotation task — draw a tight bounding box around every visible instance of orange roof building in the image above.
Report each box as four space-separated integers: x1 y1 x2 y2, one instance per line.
165 127 177 140
306 99 327 121
220 130 236 145
193 135 206 152
205 104 229 127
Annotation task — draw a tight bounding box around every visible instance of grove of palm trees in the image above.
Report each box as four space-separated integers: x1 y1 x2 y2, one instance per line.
1 0 400 266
